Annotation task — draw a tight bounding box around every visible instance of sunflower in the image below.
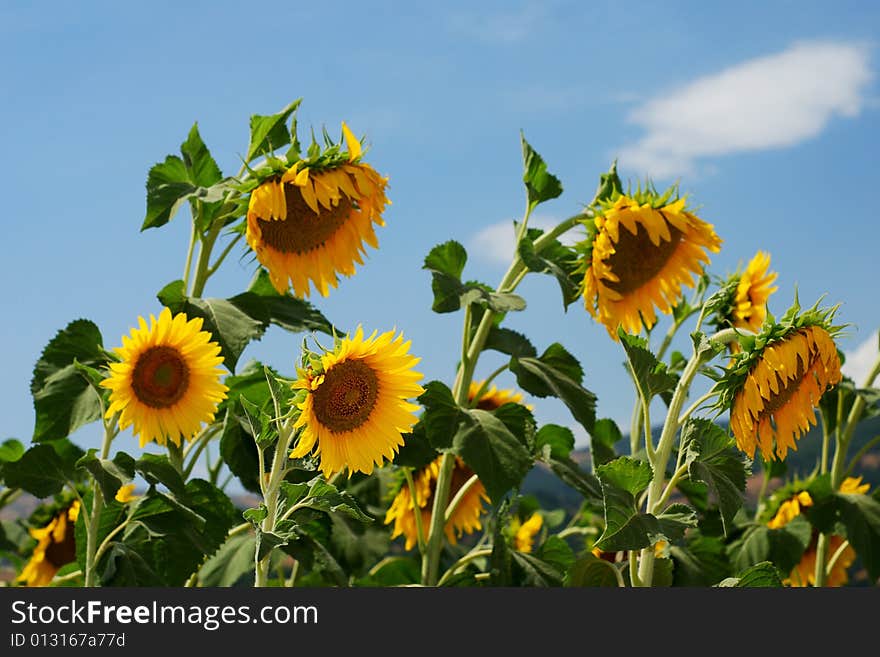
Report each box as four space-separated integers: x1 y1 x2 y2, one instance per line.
731 251 778 332
384 456 489 550
101 308 228 448
245 123 390 298
728 324 841 460
765 477 868 587
291 327 424 477
580 192 722 339
17 501 80 587
115 483 137 503
512 512 543 553
467 380 525 410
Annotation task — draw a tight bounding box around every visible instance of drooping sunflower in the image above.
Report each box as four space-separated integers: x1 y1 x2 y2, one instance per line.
579 190 722 339
17 501 80 587
245 122 390 298
101 307 228 448
384 456 489 550
291 327 424 477
765 477 869 587
720 300 842 461
467 380 525 410
512 512 543 553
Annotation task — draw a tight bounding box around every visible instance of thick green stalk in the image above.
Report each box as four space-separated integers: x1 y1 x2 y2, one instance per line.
255 421 295 587
84 419 117 587
420 211 586 586
636 328 737 586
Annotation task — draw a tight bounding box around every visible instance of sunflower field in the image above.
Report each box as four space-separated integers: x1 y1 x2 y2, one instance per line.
1 100 879 590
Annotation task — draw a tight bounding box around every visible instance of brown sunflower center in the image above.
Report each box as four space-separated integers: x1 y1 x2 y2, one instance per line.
131 346 190 409
760 356 808 417
312 359 379 433
44 519 77 569
604 218 682 295
257 182 353 254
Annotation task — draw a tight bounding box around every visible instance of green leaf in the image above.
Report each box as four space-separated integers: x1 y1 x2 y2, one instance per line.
417 381 463 451
806 489 880 581
510 343 596 432
670 533 733 586
75 495 128 574
181 122 222 188
156 279 186 310
453 409 534 502
246 99 302 162
547 456 603 504
135 453 186 497
596 456 652 497
199 533 255 586
512 550 565 586
517 231 580 309
535 424 574 460
0 438 24 463
177 297 263 373
219 409 262 494
589 418 621 467
357 556 420 586
618 330 677 401
3 443 81 497
483 327 537 358
565 553 620 587
393 425 438 469
593 161 622 203
101 543 162 586
521 133 562 210
492 403 536 451
243 506 267 525
682 419 750 535
31 319 109 442
656 503 699 543
229 269 333 336
729 520 811 574
76 449 132 502
718 561 783 587
539 535 575 572
424 240 468 280
142 155 193 230
291 477 373 524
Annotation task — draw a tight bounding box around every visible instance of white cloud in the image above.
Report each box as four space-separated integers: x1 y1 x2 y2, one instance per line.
618 41 874 178
469 215 581 266
843 331 880 385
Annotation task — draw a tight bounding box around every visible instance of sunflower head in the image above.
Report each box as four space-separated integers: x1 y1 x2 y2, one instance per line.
576 183 722 339
383 456 489 550
17 500 80 587
291 327 424 477
718 297 843 461
101 308 229 448
243 121 390 298
710 251 779 336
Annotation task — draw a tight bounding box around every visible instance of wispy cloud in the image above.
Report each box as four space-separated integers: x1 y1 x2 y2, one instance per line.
843 331 879 385
617 41 874 178
448 3 547 45
469 215 580 266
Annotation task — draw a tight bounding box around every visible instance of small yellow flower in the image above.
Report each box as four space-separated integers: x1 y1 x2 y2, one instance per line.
512 512 543 553
17 501 80 587
467 380 525 410
731 251 778 333
115 483 138 503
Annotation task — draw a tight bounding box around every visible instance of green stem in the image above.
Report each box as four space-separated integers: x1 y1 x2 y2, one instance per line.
825 538 851 577
845 435 880 479
183 427 218 479
403 467 427 554
755 465 771 519
182 220 197 292
637 327 738 586
206 232 243 278
629 552 642 587
654 463 689 511
0 487 21 510
190 221 224 297
556 526 597 540
84 418 118 587
467 363 510 407
255 420 296 587
444 474 479 523
436 548 494 587
814 534 830 587
168 441 185 477
629 401 641 456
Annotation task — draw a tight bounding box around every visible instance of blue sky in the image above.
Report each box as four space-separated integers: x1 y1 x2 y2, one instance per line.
1 1 878 467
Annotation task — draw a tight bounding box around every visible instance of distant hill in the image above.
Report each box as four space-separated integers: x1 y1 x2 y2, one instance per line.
522 416 880 512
